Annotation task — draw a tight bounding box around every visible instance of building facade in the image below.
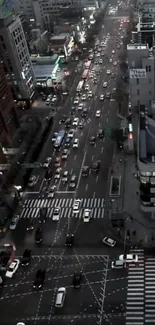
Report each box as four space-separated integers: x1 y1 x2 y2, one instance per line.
0 15 35 104
127 44 155 108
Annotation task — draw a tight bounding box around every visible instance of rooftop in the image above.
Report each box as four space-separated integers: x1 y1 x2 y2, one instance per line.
127 44 148 50
50 33 70 41
139 106 155 163
32 64 55 79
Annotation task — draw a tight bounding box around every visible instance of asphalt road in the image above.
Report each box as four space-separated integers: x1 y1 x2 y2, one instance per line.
0 1 134 325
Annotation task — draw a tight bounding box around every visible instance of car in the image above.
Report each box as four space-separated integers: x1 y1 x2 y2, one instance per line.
103 82 108 88
112 50 115 54
113 61 117 66
62 149 69 159
26 219 34 231
100 94 105 101
55 287 66 307
5 259 20 278
96 110 101 117
81 94 86 101
28 175 38 187
73 117 79 126
83 209 91 222
48 185 56 198
53 207 60 221
43 157 52 168
33 269 46 289
111 260 125 269
98 129 105 139
102 237 116 247
82 166 89 177
85 84 89 91
88 91 93 98
62 171 69 183
54 168 62 180
106 70 111 75
92 161 100 172
21 249 31 266
74 97 79 104
89 72 94 78
79 121 84 129
65 137 71 148
109 58 113 63
111 72 115 78
51 95 57 104
90 136 96 145
59 115 67 123
39 207 47 223
93 78 97 84
45 168 52 180
106 92 111 99
73 138 79 148
9 215 19 230
65 118 72 128
81 108 88 117
73 199 81 213
70 107 75 115
35 227 43 244
52 132 58 142
99 59 103 64
119 254 138 263
55 157 61 168
45 94 52 105
68 129 75 138
78 103 83 110
69 174 77 188
65 234 74 247
72 272 82 288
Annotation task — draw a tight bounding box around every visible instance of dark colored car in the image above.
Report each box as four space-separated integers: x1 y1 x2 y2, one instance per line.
70 107 75 115
65 234 74 247
92 161 100 172
65 118 72 128
35 227 43 244
45 169 52 180
90 136 96 145
33 269 46 289
72 272 82 288
65 137 71 148
60 115 67 123
81 108 88 118
21 249 31 266
98 129 105 139
82 166 89 177
26 218 34 231
39 208 47 223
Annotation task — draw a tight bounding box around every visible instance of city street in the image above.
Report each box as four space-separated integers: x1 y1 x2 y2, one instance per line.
0 1 139 325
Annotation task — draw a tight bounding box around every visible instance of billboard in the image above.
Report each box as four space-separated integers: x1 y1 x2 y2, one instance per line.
130 69 146 79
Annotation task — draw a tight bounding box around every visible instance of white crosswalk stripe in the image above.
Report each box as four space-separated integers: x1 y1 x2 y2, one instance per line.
21 198 105 219
126 249 155 325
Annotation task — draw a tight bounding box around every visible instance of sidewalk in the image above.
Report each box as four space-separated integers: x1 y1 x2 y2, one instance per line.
108 149 155 247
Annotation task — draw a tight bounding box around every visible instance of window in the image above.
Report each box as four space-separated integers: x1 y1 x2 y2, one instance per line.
149 65 151 72
137 89 140 95
146 66 148 72
137 78 139 84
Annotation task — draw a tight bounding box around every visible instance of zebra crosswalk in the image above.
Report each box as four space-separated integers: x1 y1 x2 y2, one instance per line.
20 198 105 220
126 248 155 325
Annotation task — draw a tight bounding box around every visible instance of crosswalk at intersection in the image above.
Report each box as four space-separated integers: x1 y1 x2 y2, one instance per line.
20 197 105 219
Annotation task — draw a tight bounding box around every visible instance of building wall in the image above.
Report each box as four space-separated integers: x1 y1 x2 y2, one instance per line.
0 15 35 100
12 0 35 21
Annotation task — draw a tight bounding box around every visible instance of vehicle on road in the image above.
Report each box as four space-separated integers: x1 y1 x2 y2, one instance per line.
55 287 66 307
54 130 66 150
100 94 105 101
68 129 75 138
79 121 84 129
96 110 101 117
88 91 93 98
52 132 58 143
39 208 47 223
65 234 74 247
26 219 34 231
5 259 20 278
33 269 46 289
73 272 82 288
109 58 113 63
62 171 69 183
90 136 96 145
73 138 79 148
98 129 105 139
81 108 88 118
62 149 69 160
64 137 71 148
9 215 19 230
119 254 138 263
76 80 84 94
78 103 83 110
102 237 116 247
65 118 72 128
92 161 100 172
53 207 60 221
82 166 89 177
48 185 56 198
43 157 52 168
83 209 91 222
55 157 61 167
106 70 111 75
81 94 86 101
21 249 31 266
111 260 125 269
73 199 81 213
111 72 115 78
106 92 111 99
28 175 38 187
54 168 62 180
112 50 115 54
69 175 77 188
103 82 108 88
35 227 43 244
73 117 79 126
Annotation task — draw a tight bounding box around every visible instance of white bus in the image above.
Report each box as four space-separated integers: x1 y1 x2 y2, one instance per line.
76 80 84 94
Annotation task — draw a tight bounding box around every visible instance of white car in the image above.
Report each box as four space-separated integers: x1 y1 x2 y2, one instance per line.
62 171 69 183
68 129 75 138
96 110 101 117
43 157 52 168
73 138 79 148
83 209 91 222
48 185 56 198
82 95 86 101
9 215 19 230
112 50 115 54
78 103 83 110
85 85 89 91
52 132 58 142
74 97 79 104
88 91 93 98
103 82 108 88
102 237 116 247
73 199 81 213
6 259 20 278
28 175 38 187
52 207 60 221
106 70 111 75
73 117 79 126
119 254 138 263
113 61 117 66
99 59 103 64
109 58 113 63
54 168 62 180
100 94 105 101
62 149 69 159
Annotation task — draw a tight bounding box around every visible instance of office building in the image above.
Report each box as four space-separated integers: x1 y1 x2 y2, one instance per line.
127 43 155 109
132 13 155 48
0 14 35 105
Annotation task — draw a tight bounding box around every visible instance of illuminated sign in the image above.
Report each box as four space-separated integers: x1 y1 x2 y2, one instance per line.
130 69 146 79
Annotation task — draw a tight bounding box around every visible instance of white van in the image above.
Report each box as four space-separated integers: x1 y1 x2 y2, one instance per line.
55 287 66 307
111 260 125 269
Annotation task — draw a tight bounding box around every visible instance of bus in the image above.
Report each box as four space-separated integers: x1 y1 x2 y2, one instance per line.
76 80 84 93
85 60 91 69
82 69 89 80
54 130 66 149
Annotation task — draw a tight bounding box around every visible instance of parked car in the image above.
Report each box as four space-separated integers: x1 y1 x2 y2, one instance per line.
5 259 20 278
9 215 19 230
102 237 116 247
21 249 31 266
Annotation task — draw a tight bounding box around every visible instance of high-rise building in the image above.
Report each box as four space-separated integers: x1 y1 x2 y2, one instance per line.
0 59 19 158
0 14 35 105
